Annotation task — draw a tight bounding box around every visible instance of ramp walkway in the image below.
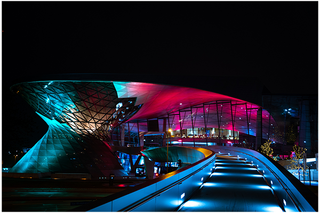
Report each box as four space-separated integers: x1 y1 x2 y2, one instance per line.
179 154 282 212
74 146 317 212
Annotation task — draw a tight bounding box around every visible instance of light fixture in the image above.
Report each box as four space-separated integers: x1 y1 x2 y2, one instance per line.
181 193 185 199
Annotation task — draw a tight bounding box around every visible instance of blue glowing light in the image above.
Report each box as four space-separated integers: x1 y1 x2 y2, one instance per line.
255 185 271 190
203 182 271 190
10 112 84 173
181 193 185 199
181 200 204 208
210 172 225 176
113 82 128 98
215 166 256 170
262 206 283 212
203 182 217 187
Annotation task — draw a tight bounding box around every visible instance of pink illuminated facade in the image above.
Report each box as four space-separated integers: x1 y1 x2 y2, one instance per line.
111 81 277 148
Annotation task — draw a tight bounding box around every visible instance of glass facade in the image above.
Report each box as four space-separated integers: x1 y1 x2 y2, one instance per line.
10 81 142 176
114 101 277 148
12 81 142 141
262 94 318 156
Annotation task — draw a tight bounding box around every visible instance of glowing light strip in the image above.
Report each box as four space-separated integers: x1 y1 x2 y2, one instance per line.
199 182 271 190
170 141 214 145
215 166 257 170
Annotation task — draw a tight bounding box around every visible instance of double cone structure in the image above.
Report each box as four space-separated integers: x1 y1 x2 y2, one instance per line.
10 81 142 176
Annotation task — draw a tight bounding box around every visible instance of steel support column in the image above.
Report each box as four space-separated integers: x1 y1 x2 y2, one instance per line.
230 101 235 144
216 101 221 145
179 110 183 146
168 114 172 145
191 106 195 147
203 104 208 146
245 103 250 136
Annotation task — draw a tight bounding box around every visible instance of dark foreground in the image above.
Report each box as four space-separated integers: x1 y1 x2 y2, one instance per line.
2 177 145 211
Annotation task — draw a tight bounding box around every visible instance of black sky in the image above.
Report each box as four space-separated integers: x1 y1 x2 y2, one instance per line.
1 1 318 151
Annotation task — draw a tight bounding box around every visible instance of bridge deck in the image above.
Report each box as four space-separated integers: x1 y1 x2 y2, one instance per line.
179 155 283 212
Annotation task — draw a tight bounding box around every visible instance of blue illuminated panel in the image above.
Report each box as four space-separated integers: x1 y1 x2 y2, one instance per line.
11 112 84 173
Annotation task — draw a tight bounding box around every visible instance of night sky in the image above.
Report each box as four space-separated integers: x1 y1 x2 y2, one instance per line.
2 2 318 152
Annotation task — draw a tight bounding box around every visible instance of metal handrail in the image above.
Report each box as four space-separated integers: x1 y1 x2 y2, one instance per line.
225 148 302 212
119 156 216 211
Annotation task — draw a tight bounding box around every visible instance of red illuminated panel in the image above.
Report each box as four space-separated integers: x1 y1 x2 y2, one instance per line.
113 82 276 139
114 82 246 120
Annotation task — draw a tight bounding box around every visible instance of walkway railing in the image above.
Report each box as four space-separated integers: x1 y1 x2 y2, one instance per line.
75 148 216 212
74 146 317 212
210 146 317 212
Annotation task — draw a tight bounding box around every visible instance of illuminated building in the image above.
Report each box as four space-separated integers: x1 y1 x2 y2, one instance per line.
9 78 280 177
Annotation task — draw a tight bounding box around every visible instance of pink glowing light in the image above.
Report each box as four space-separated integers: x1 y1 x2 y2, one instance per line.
113 82 276 139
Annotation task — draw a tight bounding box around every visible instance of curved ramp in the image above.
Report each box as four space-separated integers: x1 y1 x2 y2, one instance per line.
182 146 317 212
179 154 282 212
73 146 317 212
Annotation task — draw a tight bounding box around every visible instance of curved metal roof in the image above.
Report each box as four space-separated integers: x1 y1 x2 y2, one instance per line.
10 73 265 106
11 80 276 140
